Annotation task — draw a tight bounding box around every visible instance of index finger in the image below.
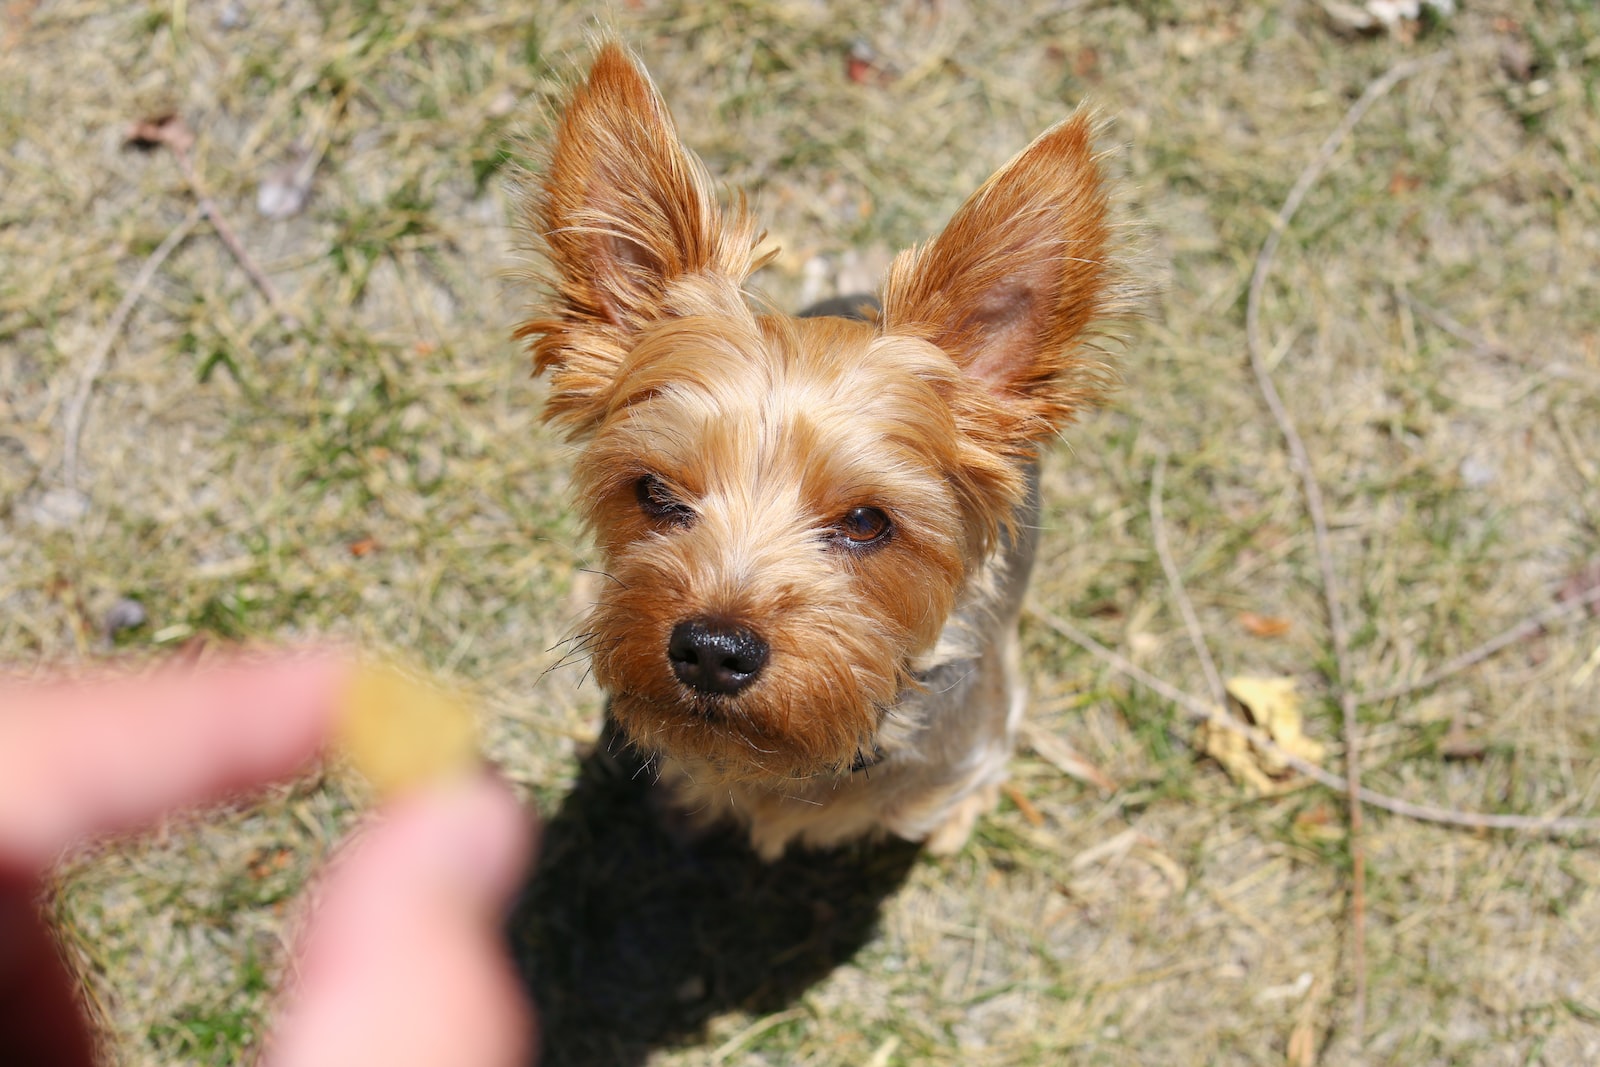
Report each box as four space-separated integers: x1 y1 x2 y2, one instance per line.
0 653 349 869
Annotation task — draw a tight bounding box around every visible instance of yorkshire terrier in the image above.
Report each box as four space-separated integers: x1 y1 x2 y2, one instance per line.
520 43 1125 859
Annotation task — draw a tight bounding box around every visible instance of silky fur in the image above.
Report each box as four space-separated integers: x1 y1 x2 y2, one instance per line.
519 42 1126 858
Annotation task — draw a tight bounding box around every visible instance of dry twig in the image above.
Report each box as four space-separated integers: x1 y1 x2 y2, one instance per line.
1243 50 1451 1043
127 115 299 333
1360 583 1600 705
59 208 204 492
1028 604 1600 836
60 113 301 494
1148 455 1228 710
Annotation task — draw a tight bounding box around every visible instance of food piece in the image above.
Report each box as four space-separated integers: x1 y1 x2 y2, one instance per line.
338 661 480 798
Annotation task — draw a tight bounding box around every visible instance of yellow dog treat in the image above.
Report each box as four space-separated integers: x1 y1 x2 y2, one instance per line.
339 661 479 798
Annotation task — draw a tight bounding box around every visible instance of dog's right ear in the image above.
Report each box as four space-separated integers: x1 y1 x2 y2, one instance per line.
518 43 760 437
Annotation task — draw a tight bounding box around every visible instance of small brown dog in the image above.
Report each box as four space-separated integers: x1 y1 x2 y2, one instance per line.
520 43 1125 859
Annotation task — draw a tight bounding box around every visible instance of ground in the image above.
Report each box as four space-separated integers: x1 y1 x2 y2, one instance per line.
3 1 1599 1064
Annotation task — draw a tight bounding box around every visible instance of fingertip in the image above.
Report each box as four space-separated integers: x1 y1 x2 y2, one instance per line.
1 648 359 867
381 776 539 912
266 776 540 1067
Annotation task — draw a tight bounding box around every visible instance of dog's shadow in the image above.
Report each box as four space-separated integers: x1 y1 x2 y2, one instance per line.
506 721 922 1067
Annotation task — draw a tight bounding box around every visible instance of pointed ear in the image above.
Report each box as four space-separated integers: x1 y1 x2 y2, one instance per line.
879 112 1120 446
517 42 761 434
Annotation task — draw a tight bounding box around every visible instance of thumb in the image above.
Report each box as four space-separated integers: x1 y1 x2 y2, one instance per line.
263 777 538 1067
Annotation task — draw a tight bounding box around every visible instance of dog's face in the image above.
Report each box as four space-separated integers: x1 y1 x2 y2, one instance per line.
521 44 1118 784
572 310 988 780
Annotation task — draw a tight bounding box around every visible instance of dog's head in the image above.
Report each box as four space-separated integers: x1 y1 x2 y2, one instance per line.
519 43 1120 784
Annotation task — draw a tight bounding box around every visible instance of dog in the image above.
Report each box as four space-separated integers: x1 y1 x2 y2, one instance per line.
519 43 1125 859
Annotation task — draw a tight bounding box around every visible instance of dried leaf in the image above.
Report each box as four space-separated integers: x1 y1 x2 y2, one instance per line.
845 40 892 86
1238 611 1292 638
1197 716 1277 793
1200 677 1327 793
1388 167 1422 195
1438 718 1487 761
1557 560 1600 617
3 0 40 49
1227 675 1327 773
1287 1013 1319 1066
1000 782 1045 827
1291 803 1345 844
125 113 194 155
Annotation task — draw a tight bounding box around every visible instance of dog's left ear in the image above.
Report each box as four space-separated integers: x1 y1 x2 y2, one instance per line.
518 42 761 436
880 112 1119 448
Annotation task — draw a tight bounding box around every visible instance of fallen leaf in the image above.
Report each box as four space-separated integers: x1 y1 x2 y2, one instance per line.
1287 1000 1320 1066
1438 717 1487 761
1074 47 1101 79
1001 782 1045 827
845 40 892 86
1238 611 1292 638
1291 803 1345 844
1197 716 1276 794
1200 676 1327 793
1557 560 1600 617
125 113 194 155
1388 167 1422 195
247 846 293 880
3 0 41 50
1227 675 1326 773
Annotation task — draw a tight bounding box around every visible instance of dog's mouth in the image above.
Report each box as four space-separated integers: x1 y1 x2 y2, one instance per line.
607 687 886 782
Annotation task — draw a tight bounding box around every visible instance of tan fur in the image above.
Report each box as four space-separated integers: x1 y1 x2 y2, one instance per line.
520 42 1125 857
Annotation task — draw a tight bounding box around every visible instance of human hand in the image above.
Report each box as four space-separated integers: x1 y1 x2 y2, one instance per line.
0 654 536 1067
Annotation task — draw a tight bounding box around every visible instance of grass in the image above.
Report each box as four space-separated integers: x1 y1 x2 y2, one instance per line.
4 0 1600 1064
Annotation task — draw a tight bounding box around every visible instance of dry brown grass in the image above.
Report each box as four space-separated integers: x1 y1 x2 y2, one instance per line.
4 1 1599 1064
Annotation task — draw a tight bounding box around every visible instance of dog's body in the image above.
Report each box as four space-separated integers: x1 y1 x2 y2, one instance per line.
521 44 1123 858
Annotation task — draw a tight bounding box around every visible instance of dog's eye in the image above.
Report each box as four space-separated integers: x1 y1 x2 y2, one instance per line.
635 474 693 526
835 506 892 548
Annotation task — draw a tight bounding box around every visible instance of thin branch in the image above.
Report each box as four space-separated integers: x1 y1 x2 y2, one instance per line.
1027 604 1600 836
1244 51 1449 1044
60 208 204 492
168 145 300 333
128 115 299 333
1360 583 1600 705
1149 455 1229 709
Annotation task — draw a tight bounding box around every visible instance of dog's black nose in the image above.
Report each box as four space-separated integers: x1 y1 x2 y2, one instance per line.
667 618 769 695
